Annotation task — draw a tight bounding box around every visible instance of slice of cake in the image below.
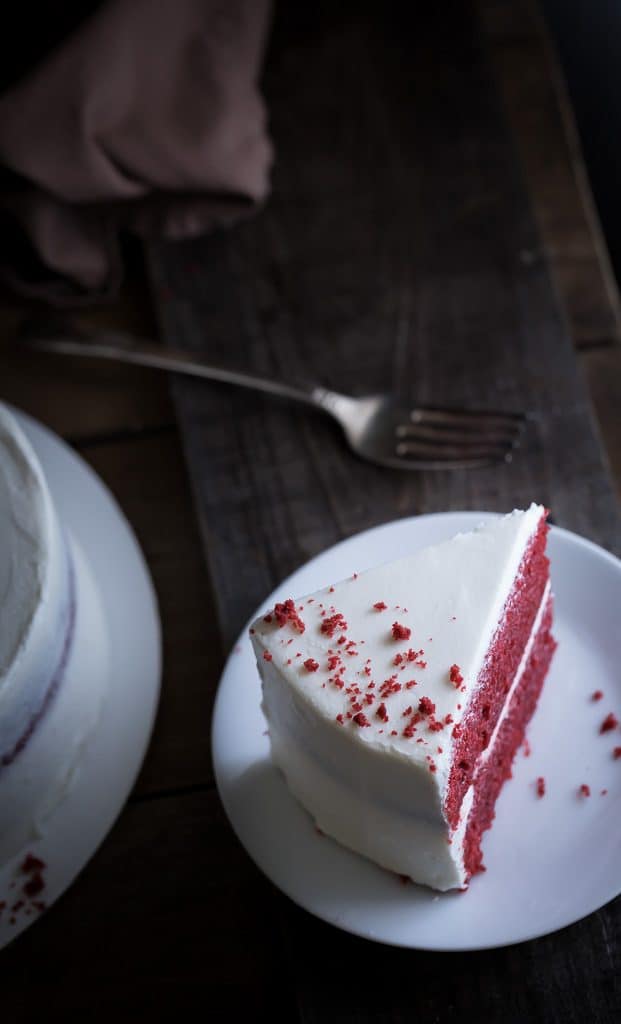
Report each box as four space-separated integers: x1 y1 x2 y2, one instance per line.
0 403 106 866
250 505 556 891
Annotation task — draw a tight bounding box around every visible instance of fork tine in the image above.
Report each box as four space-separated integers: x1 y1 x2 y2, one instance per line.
410 407 526 431
395 439 515 461
396 422 523 444
379 451 511 471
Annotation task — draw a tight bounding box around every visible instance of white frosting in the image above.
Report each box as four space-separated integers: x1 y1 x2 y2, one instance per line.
251 505 546 891
0 406 72 762
0 539 107 864
0 404 108 867
0 404 52 678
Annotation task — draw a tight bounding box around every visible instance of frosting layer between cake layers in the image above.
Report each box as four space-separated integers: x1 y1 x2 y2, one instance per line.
251 505 553 891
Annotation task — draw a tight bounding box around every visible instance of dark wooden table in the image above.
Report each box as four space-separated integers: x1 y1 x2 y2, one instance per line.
1 2 620 1020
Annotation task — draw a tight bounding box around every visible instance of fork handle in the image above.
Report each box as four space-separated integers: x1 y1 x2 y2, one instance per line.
22 326 352 418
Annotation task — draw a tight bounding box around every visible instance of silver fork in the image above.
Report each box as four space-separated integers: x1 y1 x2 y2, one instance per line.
19 319 526 471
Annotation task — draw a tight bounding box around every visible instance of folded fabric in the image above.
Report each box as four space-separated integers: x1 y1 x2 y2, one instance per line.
0 0 272 305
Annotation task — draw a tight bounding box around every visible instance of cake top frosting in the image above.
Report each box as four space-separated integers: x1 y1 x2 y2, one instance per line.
0 404 52 682
251 504 545 788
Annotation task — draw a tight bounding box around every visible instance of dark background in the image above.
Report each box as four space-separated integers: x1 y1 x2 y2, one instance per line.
542 0 621 283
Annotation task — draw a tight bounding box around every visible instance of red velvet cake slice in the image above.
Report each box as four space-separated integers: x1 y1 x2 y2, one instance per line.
251 505 557 890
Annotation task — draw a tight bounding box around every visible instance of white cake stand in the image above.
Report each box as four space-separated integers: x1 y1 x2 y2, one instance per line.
0 409 161 950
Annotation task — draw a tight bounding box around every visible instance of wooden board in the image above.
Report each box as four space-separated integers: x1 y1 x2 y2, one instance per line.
142 2 621 1022
81 433 222 794
149 0 620 649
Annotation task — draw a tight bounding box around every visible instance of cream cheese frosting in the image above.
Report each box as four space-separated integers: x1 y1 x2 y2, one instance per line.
0 403 107 868
0 404 51 678
251 505 545 890
0 406 72 766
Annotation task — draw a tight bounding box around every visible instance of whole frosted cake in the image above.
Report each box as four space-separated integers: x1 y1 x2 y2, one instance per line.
0 404 106 866
250 505 556 891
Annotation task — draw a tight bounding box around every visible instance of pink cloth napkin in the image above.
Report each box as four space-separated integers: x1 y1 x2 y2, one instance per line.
0 0 272 305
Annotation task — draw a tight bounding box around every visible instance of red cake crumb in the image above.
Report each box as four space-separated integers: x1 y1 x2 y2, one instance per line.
449 664 463 687
303 658 319 672
23 874 45 898
335 714 344 725
379 677 401 698
591 690 604 701
613 747 621 760
265 598 306 633
373 601 387 611
321 613 347 638
536 776 546 798
353 712 371 728
392 622 411 641
394 648 423 668
21 854 45 875
579 784 591 798
600 713 619 734
376 703 389 722
3 855 49 922
262 651 272 662
418 696 435 716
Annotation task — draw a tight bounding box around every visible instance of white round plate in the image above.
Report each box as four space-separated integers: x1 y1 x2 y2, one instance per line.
0 409 161 949
213 512 621 950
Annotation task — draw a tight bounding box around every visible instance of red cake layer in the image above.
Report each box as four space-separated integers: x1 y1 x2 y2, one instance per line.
462 594 557 879
445 513 551 830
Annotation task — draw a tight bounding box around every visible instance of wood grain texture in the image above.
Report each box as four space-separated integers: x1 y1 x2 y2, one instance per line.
78 433 222 794
0 264 173 440
0 791 296 1020
149 0 620 650
145 2 621 1022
